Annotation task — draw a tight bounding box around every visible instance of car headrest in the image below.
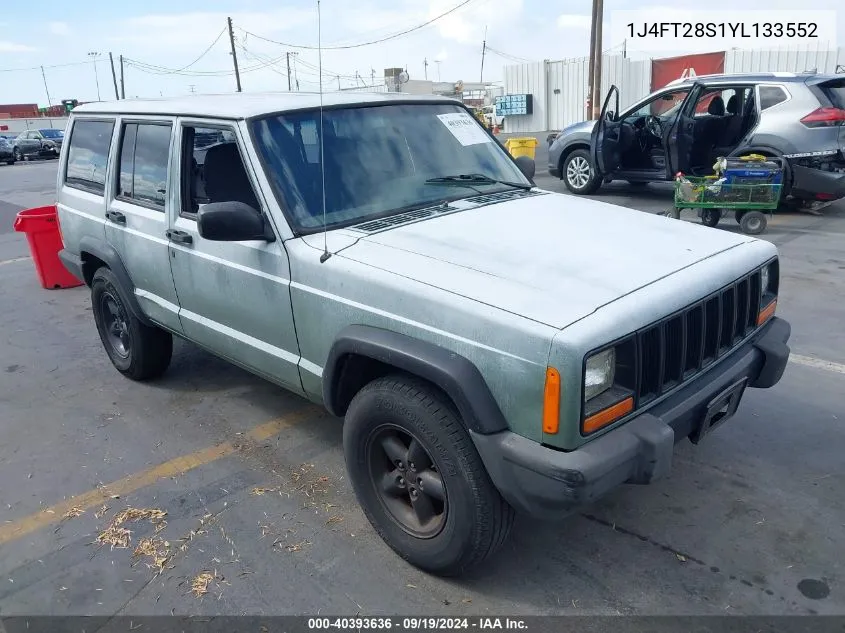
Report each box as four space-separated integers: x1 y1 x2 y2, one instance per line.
203 143 260 210
726 95 739 114
707 96 725 116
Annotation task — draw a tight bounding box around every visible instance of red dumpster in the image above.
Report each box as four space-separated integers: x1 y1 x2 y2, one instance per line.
13 205 83 289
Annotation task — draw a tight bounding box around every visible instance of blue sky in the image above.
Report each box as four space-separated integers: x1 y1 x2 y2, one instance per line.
1 0 843 106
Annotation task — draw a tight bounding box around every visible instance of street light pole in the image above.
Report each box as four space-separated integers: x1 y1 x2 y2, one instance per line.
88 52 101 101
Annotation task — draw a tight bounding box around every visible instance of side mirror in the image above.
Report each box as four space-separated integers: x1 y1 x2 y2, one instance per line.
197 201 275 242
514 155 535 181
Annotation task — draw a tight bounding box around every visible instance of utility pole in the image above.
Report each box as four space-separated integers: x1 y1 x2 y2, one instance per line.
286 52 292 91
337 75 341 90
480 26 487 83
435 60 442 82
108 52 120 99
119 55 125 99
189 84 197 94
88 52 101 100
587 0 599 119
40 66 52 106
424 58 428 80
371 68 376 86
590 0 604 120
227 16 242 92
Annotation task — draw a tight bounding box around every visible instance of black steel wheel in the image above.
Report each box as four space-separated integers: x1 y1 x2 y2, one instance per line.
91 267 173 380
343 374 514 576
367 425 447 538
700 208 721 227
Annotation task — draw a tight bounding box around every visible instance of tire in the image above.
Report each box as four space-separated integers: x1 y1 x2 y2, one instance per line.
13 148 22 162
562 149 601 195
740 210 767 235
700 208 721 227
735 210 744 224
91 267 173 380
343 374 515 576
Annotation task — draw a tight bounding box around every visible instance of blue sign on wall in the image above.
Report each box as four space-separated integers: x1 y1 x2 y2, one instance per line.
495 94 533 116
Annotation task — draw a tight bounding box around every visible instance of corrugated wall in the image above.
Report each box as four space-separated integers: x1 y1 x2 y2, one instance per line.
504 46 844 133
725 47 845 74
506 55 651 132
503 62 548 134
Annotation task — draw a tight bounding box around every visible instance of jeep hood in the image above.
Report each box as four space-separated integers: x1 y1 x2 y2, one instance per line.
339 192 753 329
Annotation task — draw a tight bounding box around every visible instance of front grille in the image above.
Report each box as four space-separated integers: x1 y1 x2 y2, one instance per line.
635 270 762 405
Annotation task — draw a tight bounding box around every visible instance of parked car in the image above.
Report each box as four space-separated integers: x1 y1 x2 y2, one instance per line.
0 137 15 165
56 93 790 576
12 128 64 160
549 72 845 207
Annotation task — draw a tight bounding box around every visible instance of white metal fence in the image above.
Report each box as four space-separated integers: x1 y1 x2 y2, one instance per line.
504 46 845 133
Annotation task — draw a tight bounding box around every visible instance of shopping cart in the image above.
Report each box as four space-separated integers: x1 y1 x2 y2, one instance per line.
666 157 785 235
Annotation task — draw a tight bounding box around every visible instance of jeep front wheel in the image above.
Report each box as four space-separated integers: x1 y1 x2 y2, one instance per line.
562 149 601 194
343 375 514 576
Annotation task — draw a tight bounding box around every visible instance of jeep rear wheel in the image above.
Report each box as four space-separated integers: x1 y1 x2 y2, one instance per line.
563 149 601 195
91 267 173 380
343 375 514 576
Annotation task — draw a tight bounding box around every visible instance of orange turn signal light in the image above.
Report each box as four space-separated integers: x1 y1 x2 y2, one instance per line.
583 396 634 435
757 299 777 326
542 367 561 434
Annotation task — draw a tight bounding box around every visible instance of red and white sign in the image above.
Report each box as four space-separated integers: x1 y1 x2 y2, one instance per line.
650 51 726 91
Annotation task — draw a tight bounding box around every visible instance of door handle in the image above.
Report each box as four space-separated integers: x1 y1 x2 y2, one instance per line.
106 210 126 225
166 229 193 245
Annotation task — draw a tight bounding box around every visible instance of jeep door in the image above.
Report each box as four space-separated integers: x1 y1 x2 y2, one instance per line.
166 118 303 394
104 117 183 333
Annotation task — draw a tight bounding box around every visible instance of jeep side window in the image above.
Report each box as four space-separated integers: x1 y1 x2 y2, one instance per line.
117 122 172 210
180 125 261 218
65 119 115 195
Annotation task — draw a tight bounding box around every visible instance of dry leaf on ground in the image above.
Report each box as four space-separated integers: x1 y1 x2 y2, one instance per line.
63 507 84 519
191 571 216 597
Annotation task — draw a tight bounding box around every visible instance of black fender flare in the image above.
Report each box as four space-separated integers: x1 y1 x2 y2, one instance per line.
322 325 509 435
79 236 153 327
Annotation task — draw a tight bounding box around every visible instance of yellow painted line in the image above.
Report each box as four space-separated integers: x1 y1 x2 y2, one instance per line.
0 256 31 267
0 406 321 546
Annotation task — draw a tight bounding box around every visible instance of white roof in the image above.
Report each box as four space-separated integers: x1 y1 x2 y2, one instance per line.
73 91 460 119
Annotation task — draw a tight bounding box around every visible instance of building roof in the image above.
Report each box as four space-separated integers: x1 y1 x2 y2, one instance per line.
73 91 460 119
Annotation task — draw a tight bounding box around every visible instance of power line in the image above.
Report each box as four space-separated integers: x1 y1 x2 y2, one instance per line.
239 0 479 50
485 45 533 64
170 27 227 74
0 59 94 73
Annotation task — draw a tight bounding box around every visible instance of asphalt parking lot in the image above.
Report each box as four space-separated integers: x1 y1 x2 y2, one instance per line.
1 157 844 617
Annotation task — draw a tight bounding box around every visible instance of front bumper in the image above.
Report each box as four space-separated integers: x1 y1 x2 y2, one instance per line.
471 317 791 520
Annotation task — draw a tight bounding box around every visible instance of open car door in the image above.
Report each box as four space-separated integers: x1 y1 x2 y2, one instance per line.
667 82 704 175
590 85 621 175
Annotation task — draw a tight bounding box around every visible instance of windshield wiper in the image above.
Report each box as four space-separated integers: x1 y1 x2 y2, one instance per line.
425 174 533 190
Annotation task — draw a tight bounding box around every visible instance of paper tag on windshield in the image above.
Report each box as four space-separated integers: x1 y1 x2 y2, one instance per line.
437 113 493 146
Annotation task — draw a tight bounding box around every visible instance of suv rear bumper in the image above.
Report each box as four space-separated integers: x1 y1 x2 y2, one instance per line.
791 164 845 200
471 316 790 520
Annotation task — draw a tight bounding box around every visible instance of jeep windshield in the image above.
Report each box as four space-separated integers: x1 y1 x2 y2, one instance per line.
251 103 529 233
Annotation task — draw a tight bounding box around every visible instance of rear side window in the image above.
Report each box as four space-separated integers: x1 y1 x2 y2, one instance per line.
759 86 788 110
816 79 845 109
117 122 172 209
65 119 115 195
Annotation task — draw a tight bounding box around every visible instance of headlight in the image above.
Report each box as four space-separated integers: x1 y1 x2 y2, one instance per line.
584 348 615 400
760 265 770 296
757 259 779 325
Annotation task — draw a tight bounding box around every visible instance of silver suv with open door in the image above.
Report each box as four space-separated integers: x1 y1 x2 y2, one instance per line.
549 73 845 209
